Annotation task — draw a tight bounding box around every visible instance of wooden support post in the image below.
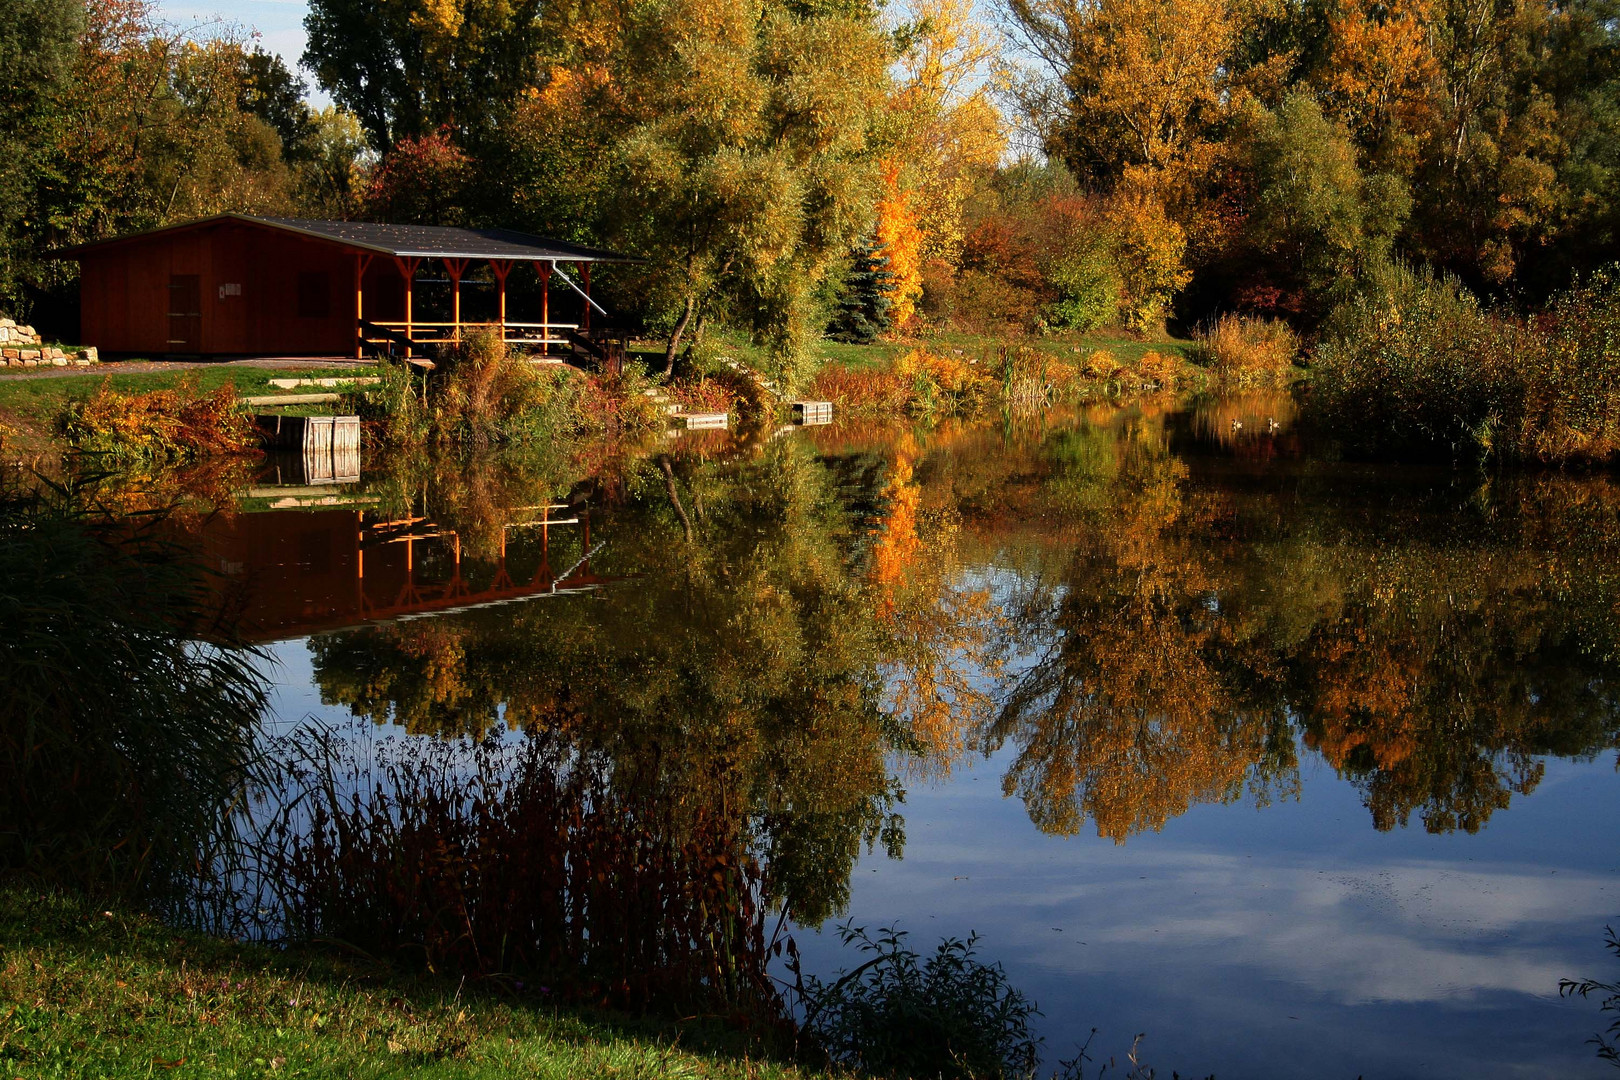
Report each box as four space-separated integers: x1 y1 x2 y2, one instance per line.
395 257 420 358
537 261 553 355
354 254 373 359
490 260 513 343
444 258 468 343
580 262 591 333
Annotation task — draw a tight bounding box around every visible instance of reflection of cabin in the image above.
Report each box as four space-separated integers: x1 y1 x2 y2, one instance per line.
57 214 638 359
195 506 611 642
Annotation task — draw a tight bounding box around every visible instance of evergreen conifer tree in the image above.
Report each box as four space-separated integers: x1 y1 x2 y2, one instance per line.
828 237 895 343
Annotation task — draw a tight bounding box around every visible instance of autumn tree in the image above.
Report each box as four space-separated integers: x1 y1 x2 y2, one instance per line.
602 0 894 376
364 128 471 225
1003 0 1236 187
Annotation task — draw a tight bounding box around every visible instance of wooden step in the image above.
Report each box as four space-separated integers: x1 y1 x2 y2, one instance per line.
669 411 729 430
792 400 833 425
243 392 343 406
267 377 380 389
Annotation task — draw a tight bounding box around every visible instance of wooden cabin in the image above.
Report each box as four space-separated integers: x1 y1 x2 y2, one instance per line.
57 214 637 359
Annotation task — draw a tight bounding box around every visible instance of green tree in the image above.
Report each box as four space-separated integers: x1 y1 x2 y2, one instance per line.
1241 93 1411 312
302 0 547 152
0 0 82 313
828 237 895 343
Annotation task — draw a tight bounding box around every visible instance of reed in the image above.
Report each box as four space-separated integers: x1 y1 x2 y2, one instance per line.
263 727 788 1025
0 480 269 909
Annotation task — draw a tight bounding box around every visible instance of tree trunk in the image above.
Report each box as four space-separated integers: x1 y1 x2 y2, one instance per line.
659 455 693 543
663 295 696 376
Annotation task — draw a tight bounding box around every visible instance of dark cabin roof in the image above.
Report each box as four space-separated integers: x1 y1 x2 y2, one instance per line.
55 213 640 262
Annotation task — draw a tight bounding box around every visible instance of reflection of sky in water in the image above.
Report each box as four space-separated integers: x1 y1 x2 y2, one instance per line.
793 745 1618 1079
261 625 1620 1079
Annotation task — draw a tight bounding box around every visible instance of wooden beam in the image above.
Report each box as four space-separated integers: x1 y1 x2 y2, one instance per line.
444 258 468 344
354 254 373 359
490 259 514 341
394 257 421 358
537 261 553 355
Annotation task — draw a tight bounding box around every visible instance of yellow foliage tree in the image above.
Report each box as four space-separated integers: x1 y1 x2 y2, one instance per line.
1005 0 1236 184
875 160 926 329
1104 175 1191 332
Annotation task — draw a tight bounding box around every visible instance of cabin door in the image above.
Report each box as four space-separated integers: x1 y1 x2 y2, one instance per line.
167 274 202 351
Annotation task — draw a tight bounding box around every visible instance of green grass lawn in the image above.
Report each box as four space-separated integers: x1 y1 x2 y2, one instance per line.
0 888 828 1080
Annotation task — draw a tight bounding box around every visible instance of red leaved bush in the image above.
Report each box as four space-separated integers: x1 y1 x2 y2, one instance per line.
59 379 256 462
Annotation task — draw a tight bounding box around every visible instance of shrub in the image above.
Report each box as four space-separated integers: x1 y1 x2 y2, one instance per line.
895 347 996 416
1520 267 1620 461
575 362 668 435
797 923 1042 1080
1305 262 1620 462
431 328 550 446
1310 263 1531 459
1044 242 1120 333
1104 183 1190 334
1194 314 1300 384
350 360 431 446
1082 348 1123 380
1131 349 1183 389
58 380 255 462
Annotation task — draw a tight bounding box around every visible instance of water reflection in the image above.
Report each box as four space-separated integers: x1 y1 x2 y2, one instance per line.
58 396 1620 1075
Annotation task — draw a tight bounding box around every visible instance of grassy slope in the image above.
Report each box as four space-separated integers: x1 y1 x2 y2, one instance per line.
0 889 829 1080
667 329 1196 375
0 367 369 457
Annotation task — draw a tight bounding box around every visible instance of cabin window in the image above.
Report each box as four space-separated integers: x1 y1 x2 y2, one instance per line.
297 272 331 318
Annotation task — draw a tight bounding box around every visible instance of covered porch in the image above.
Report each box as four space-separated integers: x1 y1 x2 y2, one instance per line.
252 218 638 363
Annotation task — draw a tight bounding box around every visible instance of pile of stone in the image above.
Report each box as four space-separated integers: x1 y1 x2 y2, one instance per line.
0 318 99 368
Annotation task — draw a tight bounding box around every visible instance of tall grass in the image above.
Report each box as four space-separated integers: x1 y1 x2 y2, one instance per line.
1309 263 1620 463
1192 314 1299 385
0 480 269 909
263 727 787 1022
808 344 1192 419
351 332 666 447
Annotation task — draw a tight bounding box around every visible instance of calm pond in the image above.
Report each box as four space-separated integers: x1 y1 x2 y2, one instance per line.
173 393 1618 1078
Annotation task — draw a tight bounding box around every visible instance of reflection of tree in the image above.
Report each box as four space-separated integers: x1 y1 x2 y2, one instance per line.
868 433 1002 779
1293 537 1620 833
983 415 1620 840
989 416 1297 842
308 439 991 925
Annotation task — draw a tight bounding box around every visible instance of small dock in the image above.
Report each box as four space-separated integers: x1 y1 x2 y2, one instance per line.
255 414 361 453
669 411 729 430
792 401 833 425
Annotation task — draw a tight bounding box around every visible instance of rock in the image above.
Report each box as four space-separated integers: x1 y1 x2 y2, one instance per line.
0 318 13 328
50 356 67 366
2 349 17 360
22 358 37 367
72 357 90 366
82 346 98 363
19 326 34 339
20 350 39 361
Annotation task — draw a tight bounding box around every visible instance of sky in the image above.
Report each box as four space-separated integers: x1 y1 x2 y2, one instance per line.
157 0 327 102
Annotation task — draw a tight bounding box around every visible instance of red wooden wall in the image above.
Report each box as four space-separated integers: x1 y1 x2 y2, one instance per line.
78 221 360 356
